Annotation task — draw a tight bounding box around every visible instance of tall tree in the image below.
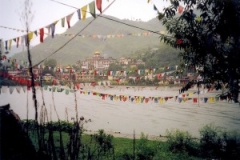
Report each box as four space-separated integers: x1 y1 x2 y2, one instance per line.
160 0 240 102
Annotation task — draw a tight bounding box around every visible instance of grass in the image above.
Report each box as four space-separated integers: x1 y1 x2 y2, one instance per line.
28 130 199 160
25 122 240 160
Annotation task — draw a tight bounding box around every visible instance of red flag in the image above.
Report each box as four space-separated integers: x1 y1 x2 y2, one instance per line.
66 13 74 28
193 98 198 103
40 28 44 43
178 5 184 14
102 95 105 100
96 0 102 13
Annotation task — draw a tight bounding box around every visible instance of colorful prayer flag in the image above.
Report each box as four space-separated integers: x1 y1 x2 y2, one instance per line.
40 28 44 43
81 5 88 20
77 9 81 20
61 17 65 27
178 5 184 13
66 13 74 28
89 1 96 18
96 0 102 13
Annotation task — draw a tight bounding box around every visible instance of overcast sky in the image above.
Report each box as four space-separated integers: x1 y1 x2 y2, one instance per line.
0 0 170 41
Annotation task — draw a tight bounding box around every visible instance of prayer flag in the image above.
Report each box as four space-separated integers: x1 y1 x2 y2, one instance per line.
77 9 81 20
40 28 44 43
16 37 20 48
50 23 55 38
61 17 65 27
159 98 164 104
66 13 74 28
204 97 208 103
34 30 38 36
178 5 184 13
193 98 198 103
5 41 8 50
81 5 88 20
9 39 12 50
28 32 34 41
208 97 215 103
153 5 158 11
89 1 96 18
96 0 102 13
178 97 183 103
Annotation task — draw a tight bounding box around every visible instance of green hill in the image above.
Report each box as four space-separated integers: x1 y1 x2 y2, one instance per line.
12 16 179 65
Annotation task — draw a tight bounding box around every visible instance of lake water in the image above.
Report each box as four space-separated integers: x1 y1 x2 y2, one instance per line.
1 85 240 137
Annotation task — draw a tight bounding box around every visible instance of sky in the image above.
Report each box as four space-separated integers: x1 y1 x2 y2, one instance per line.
0 0 170 56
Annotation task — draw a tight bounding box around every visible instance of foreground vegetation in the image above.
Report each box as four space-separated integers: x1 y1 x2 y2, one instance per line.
23 120 240 160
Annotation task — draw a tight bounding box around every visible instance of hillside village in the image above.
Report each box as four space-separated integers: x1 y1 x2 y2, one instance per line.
3 50 197 87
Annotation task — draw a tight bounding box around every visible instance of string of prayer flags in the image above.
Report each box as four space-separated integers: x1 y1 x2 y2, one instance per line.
0 83 233 105
2 0 93 49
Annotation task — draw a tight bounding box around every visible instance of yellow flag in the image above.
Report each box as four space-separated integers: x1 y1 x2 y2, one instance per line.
183 98 188 102
208 97 215 103
28 32 34 41
81 5 88 20
159 98 164 104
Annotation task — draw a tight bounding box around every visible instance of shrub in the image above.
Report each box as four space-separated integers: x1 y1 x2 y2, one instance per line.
116 152 133 160
219 130 240 159
165 129 198 156
199 124 223 158
135 133 157 160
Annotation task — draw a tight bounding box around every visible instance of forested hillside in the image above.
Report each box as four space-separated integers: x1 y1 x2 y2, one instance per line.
12 15 179 65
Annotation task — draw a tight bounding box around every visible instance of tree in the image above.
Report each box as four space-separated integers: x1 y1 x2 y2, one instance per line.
42 67 54 76
160 0 240 102
108 63 122 71
44 59 57 69
137 64 145 70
